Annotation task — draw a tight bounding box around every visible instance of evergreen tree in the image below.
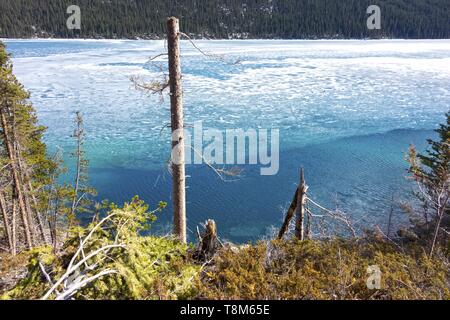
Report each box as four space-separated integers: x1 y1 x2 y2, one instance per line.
0 41 58 253
408 113 450 257
68 111 96 232
0 0 448 39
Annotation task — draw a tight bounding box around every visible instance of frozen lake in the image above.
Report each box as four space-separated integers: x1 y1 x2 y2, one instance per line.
4 39 450 241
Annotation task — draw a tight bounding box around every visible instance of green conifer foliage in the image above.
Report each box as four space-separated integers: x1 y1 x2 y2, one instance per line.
0 41 58 253
0 0 448 39
408 113 450 257
3 198 200 300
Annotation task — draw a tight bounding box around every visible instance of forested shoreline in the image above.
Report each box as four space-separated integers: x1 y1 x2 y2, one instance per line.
0 0 449 40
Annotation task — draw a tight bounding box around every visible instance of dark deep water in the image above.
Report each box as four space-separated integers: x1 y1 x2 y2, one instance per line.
88 128 433 242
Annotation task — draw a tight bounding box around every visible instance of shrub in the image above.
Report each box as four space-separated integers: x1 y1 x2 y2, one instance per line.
198 239 450 300
2 197 200 300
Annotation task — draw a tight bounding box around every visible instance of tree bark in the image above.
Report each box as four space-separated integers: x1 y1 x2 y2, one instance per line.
429 192 448 258
0 110 33 249
0 190 13 253
17 154 48 244
50 197 60 251
167 17 187 244
195 219 220 261
11 194 17 255
295 168 308 241
278 187 299 239
71 113 82 218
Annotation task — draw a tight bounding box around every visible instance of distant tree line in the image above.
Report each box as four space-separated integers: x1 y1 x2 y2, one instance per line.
0 0 448 39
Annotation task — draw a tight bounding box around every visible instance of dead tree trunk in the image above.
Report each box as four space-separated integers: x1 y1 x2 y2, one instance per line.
429 192 448 258
17 153 48 244
387 194 394 238
0 110 33 249
46 165 60 251
167 17 187 244
295 168 308 241
50 196 60 251
278 188 299 239
25 182 47 244
278 168 309 240
0 191 12 253
16 155 44 245
70 111 83 220
11 189 17 255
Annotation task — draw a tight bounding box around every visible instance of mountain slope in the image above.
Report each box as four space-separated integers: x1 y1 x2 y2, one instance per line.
0 0 449 39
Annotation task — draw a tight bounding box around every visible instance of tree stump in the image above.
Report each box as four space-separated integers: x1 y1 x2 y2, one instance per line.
194 219 221 261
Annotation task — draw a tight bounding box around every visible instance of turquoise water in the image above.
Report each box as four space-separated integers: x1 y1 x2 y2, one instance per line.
4 39 450 242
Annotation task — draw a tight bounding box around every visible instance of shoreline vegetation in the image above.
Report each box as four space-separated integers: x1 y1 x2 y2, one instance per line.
1 0 449 40
0 31 449 300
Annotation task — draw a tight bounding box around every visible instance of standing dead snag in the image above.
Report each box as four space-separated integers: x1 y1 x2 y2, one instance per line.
167 17 187 244
278 169 356 240
295 168 308 240
278 187 299 239
278 168 308 240
66 111 96 240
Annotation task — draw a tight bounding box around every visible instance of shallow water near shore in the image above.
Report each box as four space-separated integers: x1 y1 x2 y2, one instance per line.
4 39 449 242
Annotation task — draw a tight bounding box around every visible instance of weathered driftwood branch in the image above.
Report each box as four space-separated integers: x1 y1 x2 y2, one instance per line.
41 212 124 300
42 243 125 300
55 269 118 300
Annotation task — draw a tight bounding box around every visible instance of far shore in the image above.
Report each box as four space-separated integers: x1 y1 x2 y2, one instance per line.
2 37 450 42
